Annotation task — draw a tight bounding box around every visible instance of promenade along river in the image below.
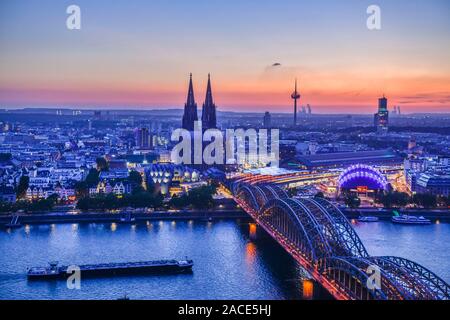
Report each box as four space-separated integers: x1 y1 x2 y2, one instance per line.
0 219 449 299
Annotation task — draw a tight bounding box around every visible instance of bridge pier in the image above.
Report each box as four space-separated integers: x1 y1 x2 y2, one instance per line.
248 222 271 240
248 223 257 240
302 279 314 300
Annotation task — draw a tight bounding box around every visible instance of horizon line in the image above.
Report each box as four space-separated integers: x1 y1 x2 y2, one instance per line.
1 106 450 116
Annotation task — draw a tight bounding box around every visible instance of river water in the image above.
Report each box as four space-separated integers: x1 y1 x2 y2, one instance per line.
0 219 448 300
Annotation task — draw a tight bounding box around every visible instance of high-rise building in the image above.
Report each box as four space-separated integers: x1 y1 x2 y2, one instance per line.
391 105 401 116
182 73 198 131
201 74 217 130
263 111 271 128
291 79 300 126
307 104 311 114
135 127 152 149
374 95 389 134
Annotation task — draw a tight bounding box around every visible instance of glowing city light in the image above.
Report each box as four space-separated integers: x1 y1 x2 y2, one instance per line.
338 164 388 190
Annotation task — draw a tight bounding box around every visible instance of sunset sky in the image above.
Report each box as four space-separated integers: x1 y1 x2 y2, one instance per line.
0 0 449 113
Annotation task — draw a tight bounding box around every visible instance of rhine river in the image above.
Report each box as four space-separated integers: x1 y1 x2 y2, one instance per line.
0 219 449 300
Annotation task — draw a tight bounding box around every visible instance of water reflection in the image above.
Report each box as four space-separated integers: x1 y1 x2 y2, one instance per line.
245 242 257 264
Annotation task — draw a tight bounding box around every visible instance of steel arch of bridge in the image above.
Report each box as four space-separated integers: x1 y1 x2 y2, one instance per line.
320 256 388 300
234 183 288 212
230 180 450 300
368 256 450 300
260 198 333 262
309 197 369 258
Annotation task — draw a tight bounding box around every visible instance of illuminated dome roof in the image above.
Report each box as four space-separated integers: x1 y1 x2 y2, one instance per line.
338 164 388 190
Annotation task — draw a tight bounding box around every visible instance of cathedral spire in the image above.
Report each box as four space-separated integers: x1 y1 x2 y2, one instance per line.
182 73 198 131
186 73 196 107
202 73 217 130
205 73 213 106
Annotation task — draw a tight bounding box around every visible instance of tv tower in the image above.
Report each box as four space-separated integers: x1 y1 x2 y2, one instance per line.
291 79 301 126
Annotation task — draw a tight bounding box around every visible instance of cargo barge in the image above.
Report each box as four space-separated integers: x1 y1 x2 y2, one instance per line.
27 259 193 280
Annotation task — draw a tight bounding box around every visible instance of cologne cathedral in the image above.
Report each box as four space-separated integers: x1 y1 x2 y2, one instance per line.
182 73 217 131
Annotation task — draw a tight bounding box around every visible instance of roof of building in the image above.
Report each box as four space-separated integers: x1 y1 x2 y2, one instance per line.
243 167 300 176
295 149 402 169
416 172 450 188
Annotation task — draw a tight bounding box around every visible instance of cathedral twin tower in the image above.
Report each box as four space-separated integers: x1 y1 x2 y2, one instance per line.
182 73 217 131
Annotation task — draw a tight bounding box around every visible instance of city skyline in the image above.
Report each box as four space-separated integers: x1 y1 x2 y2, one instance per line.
1 0 450 113
1 0 450 305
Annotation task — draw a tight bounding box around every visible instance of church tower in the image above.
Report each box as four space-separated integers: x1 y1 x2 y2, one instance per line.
201 74 217 130
182 73 198 131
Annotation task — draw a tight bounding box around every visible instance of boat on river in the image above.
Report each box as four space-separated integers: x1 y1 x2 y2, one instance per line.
27 259 193 280
357 215 379 222
391 215 431 225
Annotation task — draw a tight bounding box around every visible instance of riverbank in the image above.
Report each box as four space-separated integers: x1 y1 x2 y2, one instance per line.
1 206 449 227
342 207 450 221
0 210 250 226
